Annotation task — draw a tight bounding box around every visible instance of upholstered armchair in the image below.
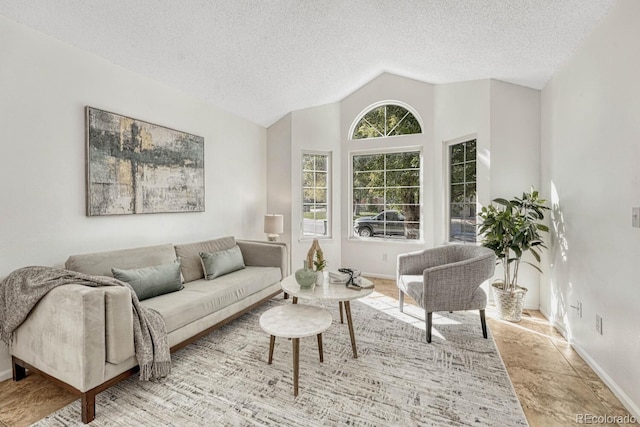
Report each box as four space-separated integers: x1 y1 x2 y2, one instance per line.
396 245 496 342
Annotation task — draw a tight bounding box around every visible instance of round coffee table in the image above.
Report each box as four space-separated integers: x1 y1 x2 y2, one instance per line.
259 304 332 397
280 275 374 358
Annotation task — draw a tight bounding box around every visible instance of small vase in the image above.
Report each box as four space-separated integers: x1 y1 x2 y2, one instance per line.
295 260 316 289
315 271 325 286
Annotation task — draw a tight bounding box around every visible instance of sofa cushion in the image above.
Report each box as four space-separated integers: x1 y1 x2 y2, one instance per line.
175 236 236 283
200 246 245 280
141 266 281 333
65 243 177 277
112 260 183 301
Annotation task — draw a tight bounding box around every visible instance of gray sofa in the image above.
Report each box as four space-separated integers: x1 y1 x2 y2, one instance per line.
10 236 287 423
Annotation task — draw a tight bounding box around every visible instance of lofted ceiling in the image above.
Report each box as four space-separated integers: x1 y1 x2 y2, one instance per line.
0 0 617 127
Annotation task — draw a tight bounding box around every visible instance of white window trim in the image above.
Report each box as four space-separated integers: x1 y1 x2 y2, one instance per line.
300 150 332 240
349 146 424 243
348 100 424 140
443 134 479 245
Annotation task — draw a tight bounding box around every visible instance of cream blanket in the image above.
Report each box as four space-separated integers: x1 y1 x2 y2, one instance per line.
0 266 170 380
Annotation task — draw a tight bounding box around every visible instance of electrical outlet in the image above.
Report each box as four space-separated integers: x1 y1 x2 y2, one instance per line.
382 253 388 262
596 314 603 335
633 207 640 228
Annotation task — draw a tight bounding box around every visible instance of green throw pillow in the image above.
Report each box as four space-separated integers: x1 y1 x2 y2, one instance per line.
112 259 183 301
200 245 245 280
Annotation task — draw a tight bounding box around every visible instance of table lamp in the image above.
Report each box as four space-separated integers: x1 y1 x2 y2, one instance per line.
264 214 284 241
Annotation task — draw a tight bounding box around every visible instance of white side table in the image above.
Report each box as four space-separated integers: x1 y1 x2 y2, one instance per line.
259 304 332 396
280 275 374 358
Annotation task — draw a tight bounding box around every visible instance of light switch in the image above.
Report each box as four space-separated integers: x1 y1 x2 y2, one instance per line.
633 207 640 228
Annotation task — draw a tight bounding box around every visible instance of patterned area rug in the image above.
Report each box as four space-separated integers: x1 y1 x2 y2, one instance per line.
33 293 527 426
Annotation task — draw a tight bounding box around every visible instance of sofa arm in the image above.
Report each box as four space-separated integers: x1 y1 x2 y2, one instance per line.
237 240 288 278
104 287 134 364
11 285 108 392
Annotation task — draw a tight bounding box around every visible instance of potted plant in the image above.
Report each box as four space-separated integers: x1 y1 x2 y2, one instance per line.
478 188 549 322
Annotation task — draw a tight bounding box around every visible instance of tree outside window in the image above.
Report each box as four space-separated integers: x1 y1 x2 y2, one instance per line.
302 152 330 237
352 151 421 240
352 104 421 139
449 139 477 242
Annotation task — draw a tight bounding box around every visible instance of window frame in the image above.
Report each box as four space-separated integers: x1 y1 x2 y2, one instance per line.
300 150 332 240
348 100 423 141
349 147 423 242
445 136 478 244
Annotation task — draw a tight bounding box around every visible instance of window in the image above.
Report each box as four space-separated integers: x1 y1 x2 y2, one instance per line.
449 139 477 242
352 104 421 139
302 152 330 237
352 150 421 240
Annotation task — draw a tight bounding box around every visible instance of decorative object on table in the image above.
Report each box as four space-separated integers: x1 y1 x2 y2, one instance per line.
478 187 549 322
85 107 204 216
306 239 327 285
294 260 316 289
263 214 284 241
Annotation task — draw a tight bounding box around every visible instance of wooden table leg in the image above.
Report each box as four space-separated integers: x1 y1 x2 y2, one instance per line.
292 296 298 304
317 333 324 362
292 338 300 397
268 335 275 364
339 301 344 324
344 301 358 358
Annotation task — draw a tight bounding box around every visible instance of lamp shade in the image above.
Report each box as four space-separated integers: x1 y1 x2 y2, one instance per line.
264 214 284 234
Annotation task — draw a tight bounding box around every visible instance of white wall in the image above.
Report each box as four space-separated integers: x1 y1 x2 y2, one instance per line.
266 113 293 258
489 80 542 308
0 17 267 379
433 79 491 245
290 104 342 272
433 79 541 308
340 73 434 277
541 0 640 416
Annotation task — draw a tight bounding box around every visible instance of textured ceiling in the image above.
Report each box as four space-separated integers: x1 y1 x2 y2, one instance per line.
0 0 617 127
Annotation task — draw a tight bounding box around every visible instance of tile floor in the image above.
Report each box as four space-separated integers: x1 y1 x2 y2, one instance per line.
0 277 636 426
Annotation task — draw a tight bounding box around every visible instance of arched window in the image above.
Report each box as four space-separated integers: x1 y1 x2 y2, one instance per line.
351 103 421 139
349 102 423 241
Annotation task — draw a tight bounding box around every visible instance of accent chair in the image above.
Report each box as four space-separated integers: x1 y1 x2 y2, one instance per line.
396 245 496 342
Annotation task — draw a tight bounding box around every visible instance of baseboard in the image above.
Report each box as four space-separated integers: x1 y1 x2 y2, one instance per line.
362 272 395 280
571 343 640 420
538 306 569 339
538 307 639 419
0 368 11 382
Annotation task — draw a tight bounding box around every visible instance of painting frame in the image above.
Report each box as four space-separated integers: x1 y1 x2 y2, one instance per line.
85 107 205 216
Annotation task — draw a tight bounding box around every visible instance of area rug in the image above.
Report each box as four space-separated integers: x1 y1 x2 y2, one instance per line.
33 293 527 426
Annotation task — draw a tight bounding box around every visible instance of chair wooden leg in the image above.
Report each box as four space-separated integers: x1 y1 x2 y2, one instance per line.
480 309 488 339
339 301 344 324
399 290 405 312
426 312 432 343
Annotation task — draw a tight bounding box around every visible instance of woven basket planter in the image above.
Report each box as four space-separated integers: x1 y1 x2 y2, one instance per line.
492 283 528 322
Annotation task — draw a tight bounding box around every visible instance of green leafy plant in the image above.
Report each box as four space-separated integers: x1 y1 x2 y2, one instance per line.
306 239 327 272
313 248 327 272
478 188 549 291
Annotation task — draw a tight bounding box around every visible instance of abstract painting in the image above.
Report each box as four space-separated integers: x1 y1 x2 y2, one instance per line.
86 107 204 216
